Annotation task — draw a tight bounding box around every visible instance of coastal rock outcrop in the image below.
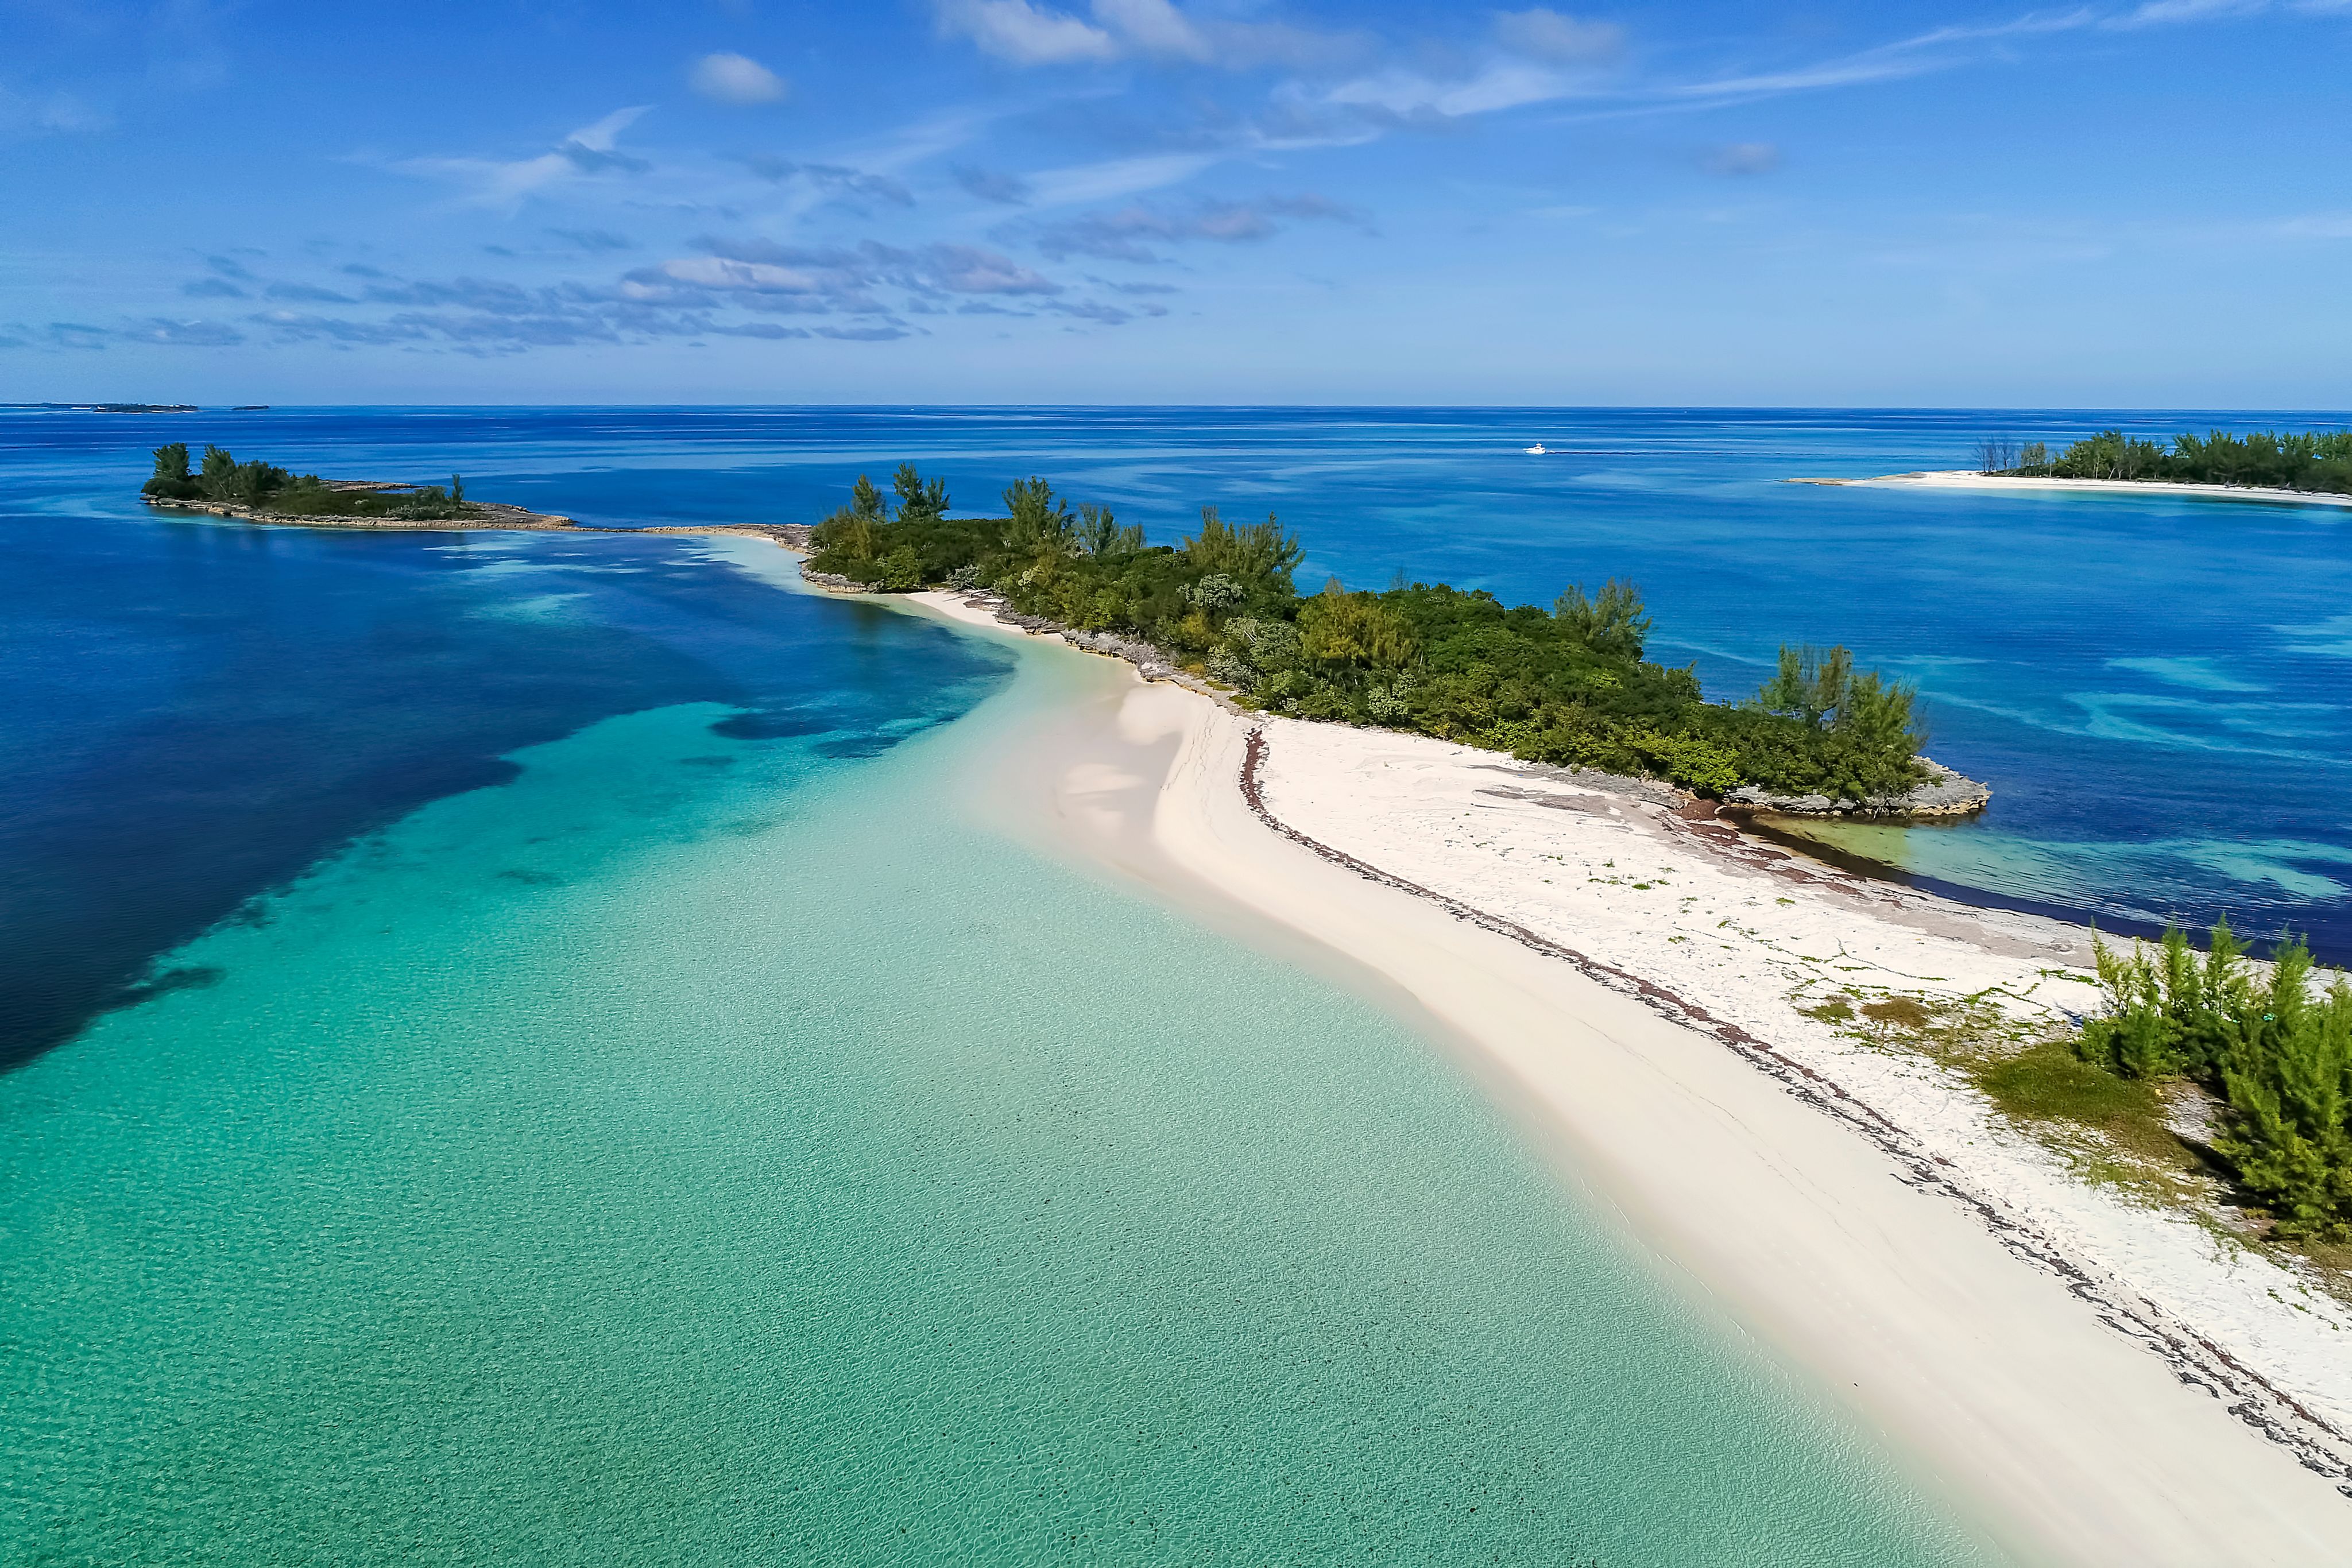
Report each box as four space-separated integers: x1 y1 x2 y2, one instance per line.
144 493 576 531
1722 757 1989 820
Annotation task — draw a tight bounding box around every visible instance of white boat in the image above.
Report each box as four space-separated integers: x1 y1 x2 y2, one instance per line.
1524 443 1547 455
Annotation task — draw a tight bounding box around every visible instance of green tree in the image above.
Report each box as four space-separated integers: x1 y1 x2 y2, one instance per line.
1077 502 1140 558
1298 591 1417 673
1181 506 1302 600
198 444 238 499
1836 670 1923 756
2073 923 2352 1240
1003 477 1072 555
2216 942 2352 1239
1553 579 1651 659
892 462 948 524
850 474 887 520
1758 645 1854 729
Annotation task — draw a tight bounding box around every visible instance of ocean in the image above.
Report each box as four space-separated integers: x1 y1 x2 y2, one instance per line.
6 401 2342 1559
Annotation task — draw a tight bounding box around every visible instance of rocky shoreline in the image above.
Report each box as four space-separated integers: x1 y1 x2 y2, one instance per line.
1723 757 1991 820
144 493 578 531
143 492 818 552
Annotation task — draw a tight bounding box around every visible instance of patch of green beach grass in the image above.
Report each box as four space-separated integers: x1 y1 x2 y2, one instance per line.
1797 984 2220 1217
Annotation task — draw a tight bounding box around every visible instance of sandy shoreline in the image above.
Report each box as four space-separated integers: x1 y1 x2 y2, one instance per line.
1795 470 2352 509
896 584 2352 1566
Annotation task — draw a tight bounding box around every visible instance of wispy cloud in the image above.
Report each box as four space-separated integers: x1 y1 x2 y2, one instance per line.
121 318 245 346
1493 9 1626 64
0 85 110 138
399 107 652 208
547 227 636 252
954 164 1034 204
1019 193 1370 261
936 0 1120 64
676 235 1062 299
264 281 357 303
1023 151 1219 207
931 0 1365 71
740 156 915 208
2108 0 2265 25
1700 141 1782 176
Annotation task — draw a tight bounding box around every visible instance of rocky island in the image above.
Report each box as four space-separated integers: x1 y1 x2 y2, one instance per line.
141 443 572 529
137 442 814 549
1797 425 2352 510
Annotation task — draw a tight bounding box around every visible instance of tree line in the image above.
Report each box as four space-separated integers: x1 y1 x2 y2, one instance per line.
2073 924 2352 1242
807 464 1931 802
143 444 472 521
1982 428 2352 495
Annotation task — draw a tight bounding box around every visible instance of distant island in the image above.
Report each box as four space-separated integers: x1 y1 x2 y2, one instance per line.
800 464 1981 818
141 443 567 529
1987 427 2352 495
1798 425 2352 508
133 444 826 555
6 402 199 413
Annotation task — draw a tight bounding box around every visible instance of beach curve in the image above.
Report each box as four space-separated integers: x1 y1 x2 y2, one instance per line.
903 584 2352 1567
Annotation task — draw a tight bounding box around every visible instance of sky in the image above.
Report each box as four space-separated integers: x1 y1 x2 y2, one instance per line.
3 0 2349 405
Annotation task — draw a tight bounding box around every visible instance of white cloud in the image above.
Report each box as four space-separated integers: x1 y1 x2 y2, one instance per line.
1091 0 1212 60
935 0 1119 63
690 52 790 104
1493 9 1625 64
931 0 1361 69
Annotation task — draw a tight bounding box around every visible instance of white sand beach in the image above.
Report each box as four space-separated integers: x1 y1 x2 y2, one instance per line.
910 586 2352 1567
1800 470 2352 509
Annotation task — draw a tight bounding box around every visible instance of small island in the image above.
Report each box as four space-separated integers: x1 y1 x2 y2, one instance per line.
801 464 1985 819
141 443 574 529
1798 425 2352 508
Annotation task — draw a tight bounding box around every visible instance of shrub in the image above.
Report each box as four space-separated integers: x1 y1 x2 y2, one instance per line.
2073 924 2352 1240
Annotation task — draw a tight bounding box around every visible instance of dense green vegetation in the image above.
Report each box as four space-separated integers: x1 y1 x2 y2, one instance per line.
2071 924 2352 1241
143 443 474 520
1990 428 2352 495
807 464 1928 800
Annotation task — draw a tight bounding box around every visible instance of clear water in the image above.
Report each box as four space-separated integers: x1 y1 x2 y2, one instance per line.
6 402 2338 1558
12 402 2346 958
0 537 1991 1561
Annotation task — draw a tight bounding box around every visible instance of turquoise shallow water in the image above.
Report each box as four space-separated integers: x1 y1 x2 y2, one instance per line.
2 591 1994 1563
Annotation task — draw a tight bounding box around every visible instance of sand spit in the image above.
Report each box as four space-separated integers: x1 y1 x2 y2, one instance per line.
904 584 2352 1567
142 492 815 547
1794 470 2352 510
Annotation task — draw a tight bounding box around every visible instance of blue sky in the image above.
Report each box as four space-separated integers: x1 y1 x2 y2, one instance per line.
5 0 2349 404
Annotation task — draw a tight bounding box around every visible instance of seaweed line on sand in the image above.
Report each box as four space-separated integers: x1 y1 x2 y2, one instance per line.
1237 723 2352 1495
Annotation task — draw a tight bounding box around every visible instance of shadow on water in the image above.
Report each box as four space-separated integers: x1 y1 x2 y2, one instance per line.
1738 814 2352 965
0 511 1007 1072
